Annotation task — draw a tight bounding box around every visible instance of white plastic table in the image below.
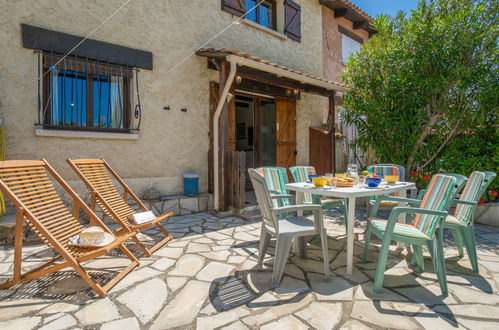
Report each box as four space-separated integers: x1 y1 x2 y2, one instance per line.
285 181 416 275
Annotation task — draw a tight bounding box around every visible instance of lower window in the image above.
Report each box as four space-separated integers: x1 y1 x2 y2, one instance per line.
43 57 131 132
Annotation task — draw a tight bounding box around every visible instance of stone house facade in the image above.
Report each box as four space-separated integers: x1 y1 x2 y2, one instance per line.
0 0 372 211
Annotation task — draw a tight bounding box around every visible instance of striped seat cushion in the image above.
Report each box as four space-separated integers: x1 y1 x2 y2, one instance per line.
291 166 316 182
258 167 290 207
413 174 456 237
369 218 431 240
452 171 485 225
290 166 316 204
367 165 400 177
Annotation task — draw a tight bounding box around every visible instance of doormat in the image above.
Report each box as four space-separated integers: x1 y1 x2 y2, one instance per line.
209 275 257 312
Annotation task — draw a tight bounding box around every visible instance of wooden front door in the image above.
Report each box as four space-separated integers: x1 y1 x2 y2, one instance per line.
275 96 297 168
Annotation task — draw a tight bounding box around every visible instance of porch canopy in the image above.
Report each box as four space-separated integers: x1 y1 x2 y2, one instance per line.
197 48 348 95
196 48 347 210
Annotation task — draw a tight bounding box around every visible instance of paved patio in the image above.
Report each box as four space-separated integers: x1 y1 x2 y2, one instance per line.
0 209 498 329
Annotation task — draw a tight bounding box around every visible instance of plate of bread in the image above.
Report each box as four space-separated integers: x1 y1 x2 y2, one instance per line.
329 177 355 187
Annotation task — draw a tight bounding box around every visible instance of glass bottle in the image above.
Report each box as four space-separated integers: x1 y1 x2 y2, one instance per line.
347 163 359 184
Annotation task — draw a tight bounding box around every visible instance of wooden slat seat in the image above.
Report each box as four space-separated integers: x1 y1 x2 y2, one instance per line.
67 159 174 256
0 160 139 297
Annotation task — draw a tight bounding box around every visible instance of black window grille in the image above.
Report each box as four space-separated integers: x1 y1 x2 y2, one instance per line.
41 53 133 132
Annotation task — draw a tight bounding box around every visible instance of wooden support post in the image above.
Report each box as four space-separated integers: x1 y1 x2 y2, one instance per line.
237 151 246 209
227 151 246 210
219 61 230 211
327 94 336 173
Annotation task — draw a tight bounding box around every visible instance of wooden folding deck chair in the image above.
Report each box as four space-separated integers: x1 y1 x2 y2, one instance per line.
0 160 139 297
67 159 173 256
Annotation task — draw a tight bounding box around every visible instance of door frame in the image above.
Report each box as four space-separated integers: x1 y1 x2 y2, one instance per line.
234 91 275 168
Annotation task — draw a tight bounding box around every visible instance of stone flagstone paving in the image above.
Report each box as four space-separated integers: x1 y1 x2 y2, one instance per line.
0 209 499 329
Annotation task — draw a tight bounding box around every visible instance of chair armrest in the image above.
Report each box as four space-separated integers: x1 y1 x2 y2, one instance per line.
389 207 448 220
454 199 477 207
383 196 422 206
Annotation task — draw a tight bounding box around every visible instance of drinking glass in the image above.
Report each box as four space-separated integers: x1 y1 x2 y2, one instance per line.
325 173 333 187
358 175 366 187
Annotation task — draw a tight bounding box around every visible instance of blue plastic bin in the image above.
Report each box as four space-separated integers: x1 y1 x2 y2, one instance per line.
183 172 199 196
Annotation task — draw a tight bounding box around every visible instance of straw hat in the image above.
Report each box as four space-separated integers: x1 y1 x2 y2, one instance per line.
69 226 115 247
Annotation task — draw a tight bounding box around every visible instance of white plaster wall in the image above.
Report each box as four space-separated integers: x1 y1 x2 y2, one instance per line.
0 0 325 196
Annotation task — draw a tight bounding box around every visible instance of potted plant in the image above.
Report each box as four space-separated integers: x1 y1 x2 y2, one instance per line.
475 190 499 227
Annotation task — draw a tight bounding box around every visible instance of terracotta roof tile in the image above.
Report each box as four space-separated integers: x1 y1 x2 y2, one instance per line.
337 0 373 22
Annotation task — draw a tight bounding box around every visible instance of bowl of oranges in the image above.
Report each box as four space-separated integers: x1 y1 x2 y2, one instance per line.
365 174 382 187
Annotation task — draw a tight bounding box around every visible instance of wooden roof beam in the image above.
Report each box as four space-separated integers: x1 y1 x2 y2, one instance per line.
353 20 369 30
237 67 334 97
334 8 348 18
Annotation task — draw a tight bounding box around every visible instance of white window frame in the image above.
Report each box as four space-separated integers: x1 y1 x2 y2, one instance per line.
342 33 362 63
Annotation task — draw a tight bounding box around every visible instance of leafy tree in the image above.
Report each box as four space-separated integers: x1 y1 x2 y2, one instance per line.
341 0 498 179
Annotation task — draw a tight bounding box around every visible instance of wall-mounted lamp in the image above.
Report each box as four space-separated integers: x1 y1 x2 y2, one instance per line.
293 89 299 96
235 75 242 86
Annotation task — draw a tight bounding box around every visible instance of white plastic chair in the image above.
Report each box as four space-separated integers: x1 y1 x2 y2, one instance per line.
248 168 331 288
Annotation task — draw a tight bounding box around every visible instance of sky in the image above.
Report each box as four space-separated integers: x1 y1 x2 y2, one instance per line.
350 0 420 18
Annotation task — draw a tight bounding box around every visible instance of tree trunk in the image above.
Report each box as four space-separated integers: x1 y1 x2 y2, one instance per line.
405 113 441 179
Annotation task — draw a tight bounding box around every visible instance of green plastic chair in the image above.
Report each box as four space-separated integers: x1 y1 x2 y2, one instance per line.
289 166 347 225
416 173 468 201
362 174 458 296
444 171 497 273
377 173 467 272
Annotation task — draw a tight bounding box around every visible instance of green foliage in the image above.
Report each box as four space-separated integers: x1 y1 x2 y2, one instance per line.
341 0 499 181
432 122 499 201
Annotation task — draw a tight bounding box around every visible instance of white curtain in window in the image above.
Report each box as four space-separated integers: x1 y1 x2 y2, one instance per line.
342 34 361 63
109 76 124 129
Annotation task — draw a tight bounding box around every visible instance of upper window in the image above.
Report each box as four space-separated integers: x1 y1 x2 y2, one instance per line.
342 34 361 63
246 0 276 30
43 56 131 132
221 0 302 42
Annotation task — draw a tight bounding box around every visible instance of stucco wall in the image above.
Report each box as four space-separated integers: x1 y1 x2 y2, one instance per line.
322 6 369 83
321 5 369 123
0 0 325 197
